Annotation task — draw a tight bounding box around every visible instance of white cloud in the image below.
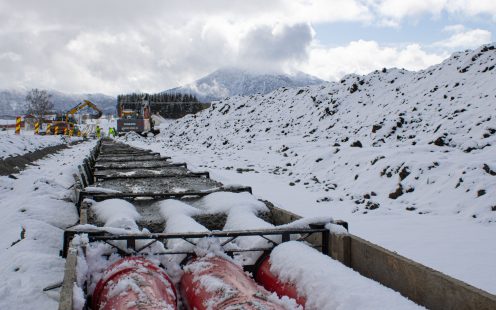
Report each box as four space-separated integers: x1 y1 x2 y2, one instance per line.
302 40 446 81
0 0 372 94
435 27 492 49
238 23 313 73
442 24 466 33
368 0 496 24
0 0 494 94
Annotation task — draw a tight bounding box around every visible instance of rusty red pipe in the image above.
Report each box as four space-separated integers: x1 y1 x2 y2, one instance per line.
255 256 306 307
180 256 286 310
92 257 177 310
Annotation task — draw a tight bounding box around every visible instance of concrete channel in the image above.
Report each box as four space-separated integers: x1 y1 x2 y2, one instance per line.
59 139 496 310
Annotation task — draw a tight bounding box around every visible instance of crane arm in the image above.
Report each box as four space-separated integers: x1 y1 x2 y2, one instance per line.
66 100 103 122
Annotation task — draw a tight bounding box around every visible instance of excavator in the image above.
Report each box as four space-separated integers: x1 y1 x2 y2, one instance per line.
51 100 102 135
65 100 102 123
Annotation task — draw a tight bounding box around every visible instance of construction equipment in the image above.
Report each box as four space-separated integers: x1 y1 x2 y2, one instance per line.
117 96 159 135
50 100 102 135
65 100 102 123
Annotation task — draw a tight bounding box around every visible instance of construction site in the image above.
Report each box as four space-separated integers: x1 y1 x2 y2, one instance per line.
0 78 495 309
1 125 493 309
1 36 496 310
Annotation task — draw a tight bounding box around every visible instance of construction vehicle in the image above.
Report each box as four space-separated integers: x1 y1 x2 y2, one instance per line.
50 100 102 135
117 96 159 135
65 99 102 123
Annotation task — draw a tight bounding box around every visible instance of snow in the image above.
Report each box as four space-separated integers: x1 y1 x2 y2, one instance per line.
84 186 121 193
91 199 140 230
167 67 324 102
270 241 423 309
0 140 96 309
116 44 496 294
0 130 76 159
72 283 86 310
158 199 209 253
191 191 268 214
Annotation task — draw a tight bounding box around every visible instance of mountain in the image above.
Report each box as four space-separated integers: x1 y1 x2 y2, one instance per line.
164 67 325 102
155 43 496 223
0 90 116 117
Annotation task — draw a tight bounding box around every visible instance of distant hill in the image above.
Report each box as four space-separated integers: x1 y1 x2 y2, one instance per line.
164 67 325 102
0 90 116 118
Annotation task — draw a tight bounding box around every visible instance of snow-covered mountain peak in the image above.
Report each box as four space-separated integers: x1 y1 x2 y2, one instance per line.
164 67 324 102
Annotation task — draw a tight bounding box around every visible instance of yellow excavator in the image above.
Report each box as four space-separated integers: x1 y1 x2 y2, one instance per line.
65 100 103 123
51 100 102 135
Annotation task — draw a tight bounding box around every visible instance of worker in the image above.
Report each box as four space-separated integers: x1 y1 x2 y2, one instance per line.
96 125 101 138
109 127 116 137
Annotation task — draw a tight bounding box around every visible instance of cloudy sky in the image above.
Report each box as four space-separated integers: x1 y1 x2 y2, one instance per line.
0 0 494 95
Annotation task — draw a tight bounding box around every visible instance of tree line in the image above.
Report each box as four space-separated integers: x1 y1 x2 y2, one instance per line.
117 92 200 104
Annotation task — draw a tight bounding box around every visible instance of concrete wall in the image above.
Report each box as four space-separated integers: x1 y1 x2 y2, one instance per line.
58 246 77 310
349 235 496 310
267 205 496 310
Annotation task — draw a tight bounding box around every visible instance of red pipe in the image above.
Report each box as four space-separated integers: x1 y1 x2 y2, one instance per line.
92 257 177 310
180 256 285 310
255 256 306 307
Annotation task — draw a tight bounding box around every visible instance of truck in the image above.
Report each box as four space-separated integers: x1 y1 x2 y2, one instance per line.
116 97 159 135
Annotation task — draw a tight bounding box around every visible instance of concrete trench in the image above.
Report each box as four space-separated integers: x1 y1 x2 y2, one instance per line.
59 139 496 310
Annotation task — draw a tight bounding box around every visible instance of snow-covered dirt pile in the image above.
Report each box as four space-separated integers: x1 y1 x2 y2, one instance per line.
0 141 95 309
0 131 74 159
153 43 496 223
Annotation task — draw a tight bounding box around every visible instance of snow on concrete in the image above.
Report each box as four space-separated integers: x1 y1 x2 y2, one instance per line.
158 199 209 252
192 191 268 214
270 241 423 309
0 130 76 159
90 198 140 230
117 43 496 294
0 140 96 309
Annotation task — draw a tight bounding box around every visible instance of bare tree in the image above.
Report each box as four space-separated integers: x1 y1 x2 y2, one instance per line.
25 88 53 124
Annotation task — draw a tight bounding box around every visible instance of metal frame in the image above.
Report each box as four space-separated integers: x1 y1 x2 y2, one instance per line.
94 162 188 170
62 226 331 265
76 186 253 207
98 151 159 157
96 156 171 162
94 171 210 181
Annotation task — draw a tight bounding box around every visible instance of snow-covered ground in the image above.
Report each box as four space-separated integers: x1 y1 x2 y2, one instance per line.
0 140 95 309
117 44 496 295
0 130 77 159
0 118 115 160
